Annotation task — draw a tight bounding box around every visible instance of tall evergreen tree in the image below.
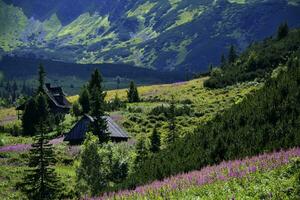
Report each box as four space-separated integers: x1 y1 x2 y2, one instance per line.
18 94 62 200
88 69 102 94
22 98 38 135
134 136 148 167
79 86 90 114
90 88 109 143
87 69 108 143
127 81 140 103
37 64 46 94
277 22 289 40
165 98 177 145
228 45 237 63
150 126 161 153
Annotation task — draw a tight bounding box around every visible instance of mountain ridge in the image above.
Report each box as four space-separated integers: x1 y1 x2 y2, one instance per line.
1 0 300 71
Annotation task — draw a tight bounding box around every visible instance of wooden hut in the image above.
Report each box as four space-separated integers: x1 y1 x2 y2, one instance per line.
64 114 129 144
17 83 71 115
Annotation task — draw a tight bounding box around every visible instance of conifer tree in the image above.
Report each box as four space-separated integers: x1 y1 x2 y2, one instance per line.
165 98 177 145
277 22 289 40
37 64 46 94
228 45 237 63
87 69 108 143
18 94 62 200
90 88 109 143
150 126 160 153
127 81 140 103
88 69 102 94
79 86 90 114
22 98 38 135
134 136 148 166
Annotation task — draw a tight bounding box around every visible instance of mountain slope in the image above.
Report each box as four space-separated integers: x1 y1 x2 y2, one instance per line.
1 0 300 71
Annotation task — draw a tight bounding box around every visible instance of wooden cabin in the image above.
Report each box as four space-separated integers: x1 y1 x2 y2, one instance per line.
17 83 71 115
64 114 129 144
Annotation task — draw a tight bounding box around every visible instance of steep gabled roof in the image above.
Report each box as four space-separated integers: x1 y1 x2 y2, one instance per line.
64 114 129 142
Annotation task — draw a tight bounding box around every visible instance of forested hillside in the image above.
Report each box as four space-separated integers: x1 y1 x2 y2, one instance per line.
116 39 300 191
1 0 300 71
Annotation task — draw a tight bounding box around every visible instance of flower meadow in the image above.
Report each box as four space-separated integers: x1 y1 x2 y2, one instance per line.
96 148 300 200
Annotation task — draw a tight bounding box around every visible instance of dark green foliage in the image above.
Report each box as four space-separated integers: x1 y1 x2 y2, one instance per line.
71 101 82 119
22 98 38 135
165 98 177 145
204 28 300 88
127 81 140 103
90 89 109 143
18 94 62 200
88 69 108 143
79 86 90 114
88 69 102 94
120 57 300 190
277 22 289 40
150 126 160 153
228 45 237 64
134 136 148 167
37 64 46 94
76 133 109 196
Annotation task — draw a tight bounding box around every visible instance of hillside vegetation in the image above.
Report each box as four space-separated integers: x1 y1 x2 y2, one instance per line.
205 27 300 88
1 0 300 70
114 40 300 191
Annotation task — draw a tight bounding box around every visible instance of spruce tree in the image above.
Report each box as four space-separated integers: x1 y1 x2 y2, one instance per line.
18 94 62 200
22 98 38 135
88 69 102 94
127 81 140 103
228 45 237 63
79 86 90 114
165 98 177 145
150 126 160 153
37 64 46 94
277 22 289 40
90 88 108 143
134 136 148 167
87 69 108 143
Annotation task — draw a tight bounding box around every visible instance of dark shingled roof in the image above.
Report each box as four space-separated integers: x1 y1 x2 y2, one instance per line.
64 114 129 143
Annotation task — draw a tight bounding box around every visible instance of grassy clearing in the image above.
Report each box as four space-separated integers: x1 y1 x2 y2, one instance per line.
103 78 260 139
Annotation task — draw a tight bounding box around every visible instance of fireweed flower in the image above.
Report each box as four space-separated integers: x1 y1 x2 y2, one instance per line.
96 148 300 200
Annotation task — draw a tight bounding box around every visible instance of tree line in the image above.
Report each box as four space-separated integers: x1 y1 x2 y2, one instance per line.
204 22 299 88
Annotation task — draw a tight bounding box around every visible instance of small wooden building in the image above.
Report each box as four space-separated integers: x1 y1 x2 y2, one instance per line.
64 114 129 144
17 83 71 114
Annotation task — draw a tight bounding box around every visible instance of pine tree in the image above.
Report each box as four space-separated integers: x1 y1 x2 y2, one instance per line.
134 136 148 166
90 88 109 143
37 64 46 94
228 45 237 63
22 98 38 135
277 22 289 40
88 69 102 94
18 94 62 200
127 81 140 103
87 69 108 143
165 98 177 145
150 126 160 153
221 54 226 68
79 86 90 114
